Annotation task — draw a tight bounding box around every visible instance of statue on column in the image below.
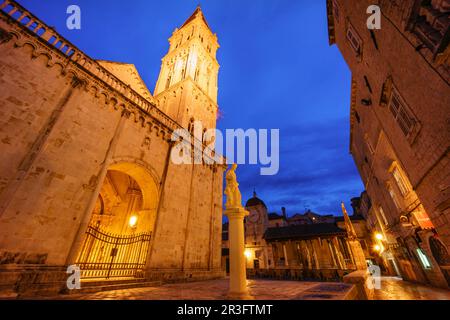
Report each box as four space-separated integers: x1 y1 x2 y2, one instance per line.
225 163 243 209
223 164 251 299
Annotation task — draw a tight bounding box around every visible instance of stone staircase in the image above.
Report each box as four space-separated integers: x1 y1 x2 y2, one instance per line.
65 278 163 295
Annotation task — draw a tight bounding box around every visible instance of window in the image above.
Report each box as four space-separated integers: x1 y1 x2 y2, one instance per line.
188 118 195 135
354 110 361 123
378 206 389 226
369 30 379 50
194 66 200 82
364 76 373 94
380 76 393 106
416 248 432 269
390 163 411 196
387 183 401 209
346 22 362 55
333 0 340 23
389 88 417 138
165 73 172 90
409 1 450 55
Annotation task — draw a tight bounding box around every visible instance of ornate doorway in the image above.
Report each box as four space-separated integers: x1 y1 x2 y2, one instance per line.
76 164 159 280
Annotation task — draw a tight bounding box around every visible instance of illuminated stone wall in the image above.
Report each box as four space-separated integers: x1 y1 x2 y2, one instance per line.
0 2 225 291
327 0 450 288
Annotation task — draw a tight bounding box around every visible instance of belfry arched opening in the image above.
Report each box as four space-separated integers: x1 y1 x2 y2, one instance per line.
76 165 159 280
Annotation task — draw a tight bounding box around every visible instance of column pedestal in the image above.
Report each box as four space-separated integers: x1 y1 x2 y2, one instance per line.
225 207 253 300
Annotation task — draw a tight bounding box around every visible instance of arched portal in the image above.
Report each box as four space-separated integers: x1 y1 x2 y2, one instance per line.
76 162 159 280
429 237 450 287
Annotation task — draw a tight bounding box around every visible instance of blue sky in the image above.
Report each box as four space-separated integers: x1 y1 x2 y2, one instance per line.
18 0 364 216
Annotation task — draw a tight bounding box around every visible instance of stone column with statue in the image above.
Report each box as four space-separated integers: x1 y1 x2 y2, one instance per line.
224 164 252 299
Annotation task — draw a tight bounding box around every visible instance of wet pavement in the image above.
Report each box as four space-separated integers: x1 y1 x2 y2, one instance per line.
29 279 356 300
373 277 450 300
5 276 449 300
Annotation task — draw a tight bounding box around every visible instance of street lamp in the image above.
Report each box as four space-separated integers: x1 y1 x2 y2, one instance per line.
244 249 252 260
375 233 383 241
129 215 138 228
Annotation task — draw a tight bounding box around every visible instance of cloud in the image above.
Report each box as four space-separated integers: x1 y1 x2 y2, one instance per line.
236 118 364 215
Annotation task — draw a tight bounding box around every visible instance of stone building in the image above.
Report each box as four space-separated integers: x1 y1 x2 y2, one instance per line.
222 193 370 281
0 1 225 295
326 0 450 288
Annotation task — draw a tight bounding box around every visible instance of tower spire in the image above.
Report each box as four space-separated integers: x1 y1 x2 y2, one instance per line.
179 5 211 31
153 6 220 130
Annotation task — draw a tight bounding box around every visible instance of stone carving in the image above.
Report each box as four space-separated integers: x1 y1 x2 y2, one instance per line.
224 164 242 209
0 251 48 265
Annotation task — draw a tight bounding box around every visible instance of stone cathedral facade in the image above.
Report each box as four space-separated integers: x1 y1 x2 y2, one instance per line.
0 1 225 295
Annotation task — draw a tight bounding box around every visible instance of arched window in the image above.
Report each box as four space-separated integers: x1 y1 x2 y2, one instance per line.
188 118 195 135
165 73 172 89
194 66 200 82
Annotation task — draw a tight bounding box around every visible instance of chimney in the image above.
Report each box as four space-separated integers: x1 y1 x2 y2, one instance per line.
282 207 287 219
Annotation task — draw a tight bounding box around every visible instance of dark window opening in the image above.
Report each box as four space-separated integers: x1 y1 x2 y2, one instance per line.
354 111 361 123
369 30 379 50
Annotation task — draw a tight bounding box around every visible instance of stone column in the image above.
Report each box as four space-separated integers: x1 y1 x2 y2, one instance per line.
223 164 252 299
282 243 289 267
225 207 250 299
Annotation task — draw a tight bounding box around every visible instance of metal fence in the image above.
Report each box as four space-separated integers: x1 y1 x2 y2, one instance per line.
76 225 151 280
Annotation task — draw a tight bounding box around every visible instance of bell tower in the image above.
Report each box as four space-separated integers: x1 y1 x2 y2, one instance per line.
154 7 220 130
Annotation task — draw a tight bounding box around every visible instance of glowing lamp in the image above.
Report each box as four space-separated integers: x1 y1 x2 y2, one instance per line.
375 233 383 241
244 249 252 259
129 215 138 228
374 245 381 252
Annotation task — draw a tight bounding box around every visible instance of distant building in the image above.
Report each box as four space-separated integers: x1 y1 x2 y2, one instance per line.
222 192 370 281
327 0 450 288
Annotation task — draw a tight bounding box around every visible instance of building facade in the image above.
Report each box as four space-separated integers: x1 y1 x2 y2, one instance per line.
222 193 370 282
0 1 225 295
327 0 450 288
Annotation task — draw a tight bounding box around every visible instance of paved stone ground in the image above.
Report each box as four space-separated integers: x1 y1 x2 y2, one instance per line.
7 276 449 300
373 277 450 300
33 279 356 300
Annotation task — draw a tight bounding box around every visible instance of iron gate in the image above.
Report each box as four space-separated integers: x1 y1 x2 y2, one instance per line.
76 225 152 280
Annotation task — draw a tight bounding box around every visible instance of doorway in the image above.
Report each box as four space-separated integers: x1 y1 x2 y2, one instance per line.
76 163 159 280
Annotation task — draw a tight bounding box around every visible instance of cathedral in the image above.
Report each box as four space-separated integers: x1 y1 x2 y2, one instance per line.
0 1 224 295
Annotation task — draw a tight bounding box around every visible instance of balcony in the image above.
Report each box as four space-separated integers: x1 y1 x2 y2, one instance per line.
411 1 450 57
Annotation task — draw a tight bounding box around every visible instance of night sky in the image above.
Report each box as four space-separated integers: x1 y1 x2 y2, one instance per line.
18 0 364 216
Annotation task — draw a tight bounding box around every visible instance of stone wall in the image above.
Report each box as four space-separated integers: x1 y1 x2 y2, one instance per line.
0 4 225 294
328 0 450 288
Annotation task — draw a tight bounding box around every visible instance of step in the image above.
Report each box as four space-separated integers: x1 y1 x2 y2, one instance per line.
66 280 163 295
80 278 148 287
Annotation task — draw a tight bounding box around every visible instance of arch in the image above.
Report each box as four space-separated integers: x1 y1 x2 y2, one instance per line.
76 161 158 279
429 236 450 286
108 159 160 211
